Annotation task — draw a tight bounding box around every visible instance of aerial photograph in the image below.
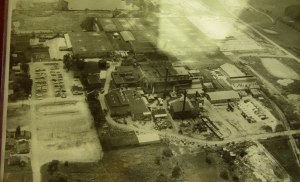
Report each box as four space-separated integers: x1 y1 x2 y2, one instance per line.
1 0 300 181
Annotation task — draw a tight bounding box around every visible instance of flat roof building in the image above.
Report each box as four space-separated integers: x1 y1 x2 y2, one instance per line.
68 32 113 58
64 34 72 49
105 90 151 121
168 96 198 119
111 66 141 87
120 31 135 42
206 90 240 104
220 63 246 78
97 18 118 32
105 90 130 116
86 75 101 90
124 90 151 121
82 61 100 75
140 61 191 89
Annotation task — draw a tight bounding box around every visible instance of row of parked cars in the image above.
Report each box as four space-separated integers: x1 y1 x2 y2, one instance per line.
34 68 47 99
71 79 84 95
50 65 66 98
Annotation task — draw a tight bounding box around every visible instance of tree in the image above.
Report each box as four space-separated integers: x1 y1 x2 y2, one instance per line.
73 54 85 71
219 170 229 180
13 76 33 96
21 63 30 73
275 124 285 132
49 172 68 182
156 174 169 182
112 9 121 18
16 126 21 136
239 149 247 158
205 156 212 165
233 175 239 181
48 160 59 173
162 148 173 157
261 125 272 132
57 0 69 11
22 77 33 95
80 17 95 31
64 161 69 167
172 165 181 178
154 156 160 165
63 53 72 71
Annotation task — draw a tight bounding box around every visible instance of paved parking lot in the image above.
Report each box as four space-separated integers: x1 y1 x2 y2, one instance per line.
30 62 83 100
32 67 48 100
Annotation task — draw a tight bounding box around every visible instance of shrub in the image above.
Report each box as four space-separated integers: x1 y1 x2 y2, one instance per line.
205 156 212 164
219 170 229 180
172 166 181 178
162 148 173 157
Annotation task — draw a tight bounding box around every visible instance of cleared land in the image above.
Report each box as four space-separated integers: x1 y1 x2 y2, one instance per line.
243 56 300 94
34 99 102 165
41 144 231 182
261 58 300 80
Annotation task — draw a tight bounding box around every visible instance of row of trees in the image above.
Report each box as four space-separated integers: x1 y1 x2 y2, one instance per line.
10 64 33 101
86 90 106 128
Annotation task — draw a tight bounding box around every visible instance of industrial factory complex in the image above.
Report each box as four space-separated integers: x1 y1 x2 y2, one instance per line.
3 0 300 182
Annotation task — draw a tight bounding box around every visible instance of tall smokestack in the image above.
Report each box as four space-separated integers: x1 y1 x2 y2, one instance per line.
182 90 187 113
164 68 169 92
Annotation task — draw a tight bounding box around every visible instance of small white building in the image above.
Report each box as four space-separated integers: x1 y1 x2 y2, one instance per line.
136 133 160 145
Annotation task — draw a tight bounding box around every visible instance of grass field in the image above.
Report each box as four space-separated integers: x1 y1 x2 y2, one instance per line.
6 104 31 130
261 137 300 181
12 11 111 32
4 171 33 182
249 0 299 17
41 144 231 182
4 160 33 182
239 1 300 58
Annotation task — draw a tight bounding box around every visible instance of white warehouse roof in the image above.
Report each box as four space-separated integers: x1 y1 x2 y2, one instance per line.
64 33 72 49
207 90 240 102
220 63 246 78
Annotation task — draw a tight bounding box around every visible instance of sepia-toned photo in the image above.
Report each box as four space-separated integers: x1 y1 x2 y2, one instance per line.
1 0 300 181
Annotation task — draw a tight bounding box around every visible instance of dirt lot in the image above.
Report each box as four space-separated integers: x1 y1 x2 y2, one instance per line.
261 58 300 80
33 99 102 165
43 38 72 60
